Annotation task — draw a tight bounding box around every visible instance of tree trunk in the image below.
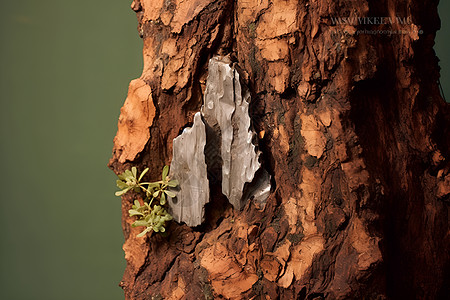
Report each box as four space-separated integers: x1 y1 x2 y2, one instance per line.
109 0 450 299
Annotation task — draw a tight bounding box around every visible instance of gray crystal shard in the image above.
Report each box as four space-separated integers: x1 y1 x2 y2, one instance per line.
169 57 271 227
168 112 209 227
201 57 270 210
201 57 235 191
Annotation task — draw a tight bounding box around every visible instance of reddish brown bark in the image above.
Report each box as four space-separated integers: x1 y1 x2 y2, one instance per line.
109 0 450 299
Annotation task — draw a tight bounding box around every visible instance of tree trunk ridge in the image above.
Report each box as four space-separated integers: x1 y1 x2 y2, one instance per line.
109 0 450 299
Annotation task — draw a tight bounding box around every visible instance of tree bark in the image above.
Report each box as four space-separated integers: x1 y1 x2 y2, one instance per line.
109 0 450 299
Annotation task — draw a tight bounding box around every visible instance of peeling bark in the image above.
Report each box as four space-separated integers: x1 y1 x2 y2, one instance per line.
109 0 450 299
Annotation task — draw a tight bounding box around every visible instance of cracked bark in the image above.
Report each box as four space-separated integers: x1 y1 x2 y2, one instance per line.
109 0 450 299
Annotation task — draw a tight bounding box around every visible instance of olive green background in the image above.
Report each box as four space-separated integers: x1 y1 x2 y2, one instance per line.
0 1 141 299
0 1 448 300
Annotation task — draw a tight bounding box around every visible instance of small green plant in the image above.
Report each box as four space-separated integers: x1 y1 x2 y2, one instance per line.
115 166 179 237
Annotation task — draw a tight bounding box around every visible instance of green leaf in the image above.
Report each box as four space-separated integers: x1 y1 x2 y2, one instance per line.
129 209 144 217
115 187 131 196
138 168 149 181
147 182 160 189
162 165 169 181
153 190 160 198
133 200 141 207
165 190 176 198
116 180 128 189
160 193 166 205
137 227 151 237
168 179 179 187
131 167 137 179
144 214 152 222
133 220 149 227
144 201 151 209
124 169 133 178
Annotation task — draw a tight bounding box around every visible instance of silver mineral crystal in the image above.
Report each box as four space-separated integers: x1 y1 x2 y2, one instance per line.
168 112 210 227
201 57 270 210
169 57 271 227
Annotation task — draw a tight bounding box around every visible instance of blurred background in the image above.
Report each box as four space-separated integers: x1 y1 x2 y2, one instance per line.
0 1 141 299
0 1 448 300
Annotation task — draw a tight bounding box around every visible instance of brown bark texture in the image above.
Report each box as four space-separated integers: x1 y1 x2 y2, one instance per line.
109 0 450 299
